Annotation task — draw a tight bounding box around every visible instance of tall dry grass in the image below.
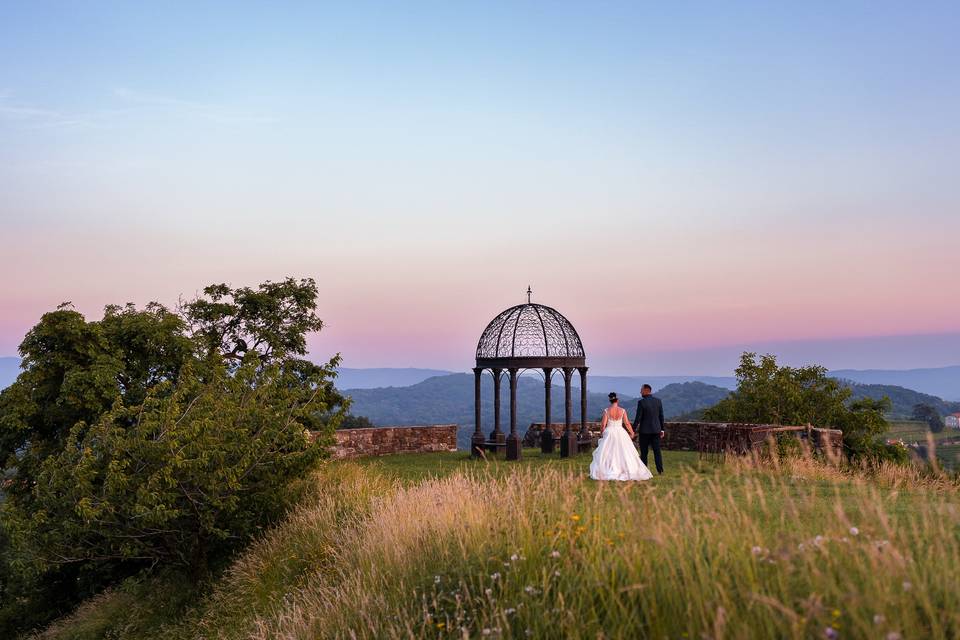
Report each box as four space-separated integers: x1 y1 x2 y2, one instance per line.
237 459 960 640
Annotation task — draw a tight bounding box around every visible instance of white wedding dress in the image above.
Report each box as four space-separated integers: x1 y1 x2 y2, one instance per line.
589 408 653 481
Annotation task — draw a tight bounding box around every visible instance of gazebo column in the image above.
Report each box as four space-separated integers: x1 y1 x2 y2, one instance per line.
489 368 505 452
506 368 521 460
540 367 554 453
560 367 577 458
471 367 485 457
577 367 590 447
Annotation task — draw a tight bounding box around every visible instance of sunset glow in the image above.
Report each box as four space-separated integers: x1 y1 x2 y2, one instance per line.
2 3 959 374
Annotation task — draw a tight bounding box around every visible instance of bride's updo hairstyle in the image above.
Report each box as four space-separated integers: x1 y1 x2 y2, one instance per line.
608 392 618 404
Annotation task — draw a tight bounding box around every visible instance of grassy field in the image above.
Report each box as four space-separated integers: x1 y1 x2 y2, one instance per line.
33 449 960 640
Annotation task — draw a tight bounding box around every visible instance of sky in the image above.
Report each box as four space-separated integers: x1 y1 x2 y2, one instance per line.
1 2 959 375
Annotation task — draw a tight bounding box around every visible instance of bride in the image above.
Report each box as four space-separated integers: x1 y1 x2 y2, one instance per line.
589 393 653 481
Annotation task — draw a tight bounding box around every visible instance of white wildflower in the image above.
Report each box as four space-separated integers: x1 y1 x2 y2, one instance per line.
490 572 501 581
873 614 885 625
510 554 519 561
549 550 560 558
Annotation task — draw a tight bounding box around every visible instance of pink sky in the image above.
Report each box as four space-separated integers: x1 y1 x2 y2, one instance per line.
3 3 959 373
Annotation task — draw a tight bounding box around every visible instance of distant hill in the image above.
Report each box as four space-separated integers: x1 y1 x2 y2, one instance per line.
586 375 737 396
344 374 731 449
831 366 960 401
843 382 960 418
0 357 20 390
334 367 457 389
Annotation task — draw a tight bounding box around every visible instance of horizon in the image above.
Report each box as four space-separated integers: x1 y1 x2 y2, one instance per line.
3 3 959 373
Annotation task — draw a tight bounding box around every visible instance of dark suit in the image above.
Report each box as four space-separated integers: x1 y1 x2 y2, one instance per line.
634 395 665 473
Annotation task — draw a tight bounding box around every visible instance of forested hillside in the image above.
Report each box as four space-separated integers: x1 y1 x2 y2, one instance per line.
344 374 731 448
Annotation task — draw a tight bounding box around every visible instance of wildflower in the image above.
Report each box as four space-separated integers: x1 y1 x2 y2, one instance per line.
434 576 441 584
510 554 519 561
751 546 763 556
798 543 806 551
482 629 491 636
849 526 859 536
832 609 841 618
503 562 511 567
485 588 493 596
549 550 560 558
505 608 516 615
873 614 886 625
524 585 540 595
824 626 838 639
525 630 533 637
902 581 912 592
490 572 501 581
436 622 445 630
570 514 581 522
554 570 561 577
814 535 826 546
886 633 902 640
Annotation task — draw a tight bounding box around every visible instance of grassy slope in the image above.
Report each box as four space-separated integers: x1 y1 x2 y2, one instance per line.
34 451 960 640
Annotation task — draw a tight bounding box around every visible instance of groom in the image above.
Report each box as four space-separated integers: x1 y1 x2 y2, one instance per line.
633 384 665 475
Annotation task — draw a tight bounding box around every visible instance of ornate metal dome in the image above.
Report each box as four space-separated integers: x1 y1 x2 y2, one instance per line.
475 300 585 366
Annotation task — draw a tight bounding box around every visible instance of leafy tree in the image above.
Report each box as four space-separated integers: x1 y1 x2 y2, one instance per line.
911 403 945 433
4 356 333 577
182 278 323 364
704 353 899 461
0 303 193 501
0 278 342 635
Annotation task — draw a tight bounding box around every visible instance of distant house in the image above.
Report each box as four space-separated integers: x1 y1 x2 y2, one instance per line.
946 413 960 429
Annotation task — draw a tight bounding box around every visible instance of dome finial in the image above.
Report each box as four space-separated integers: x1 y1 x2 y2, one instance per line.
526 285 532 304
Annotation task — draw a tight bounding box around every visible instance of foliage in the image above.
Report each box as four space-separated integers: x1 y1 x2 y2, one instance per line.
0 278 341 637
338 414 376 429
182 278 323 364
704 353 893 461
912 403 946 433
5 357 331 575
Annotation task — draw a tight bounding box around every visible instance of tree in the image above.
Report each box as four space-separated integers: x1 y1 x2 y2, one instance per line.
912 403 945 433
4 357 333 576
0 278 343 635
0 303 193 501
704 353 900 461
182 278 323 364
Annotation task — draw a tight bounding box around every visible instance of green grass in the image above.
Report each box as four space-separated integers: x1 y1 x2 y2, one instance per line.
349 448 703 484
32 449 960 640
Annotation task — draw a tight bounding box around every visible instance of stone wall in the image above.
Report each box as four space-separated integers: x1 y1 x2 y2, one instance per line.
523 421 843 456
332 424 458 459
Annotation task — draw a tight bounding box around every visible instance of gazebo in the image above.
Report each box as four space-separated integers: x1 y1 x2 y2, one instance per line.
471 288 588 460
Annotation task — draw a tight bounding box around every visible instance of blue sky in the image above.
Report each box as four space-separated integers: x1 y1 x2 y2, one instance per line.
2 2 959 373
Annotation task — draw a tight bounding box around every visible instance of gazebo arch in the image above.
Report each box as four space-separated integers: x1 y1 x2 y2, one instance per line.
471 287 588 460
